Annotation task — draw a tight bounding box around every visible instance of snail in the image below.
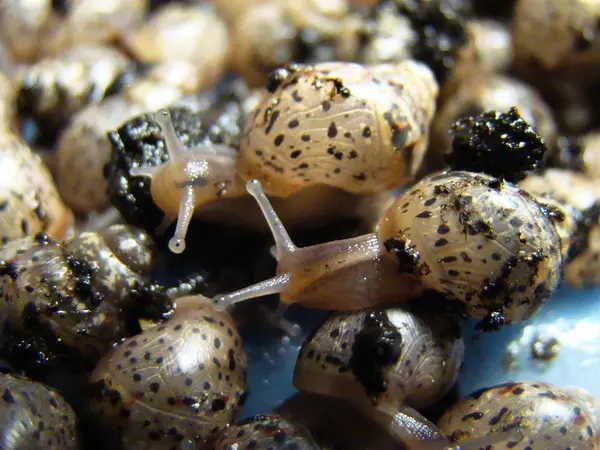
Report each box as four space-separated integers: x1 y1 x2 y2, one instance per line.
277 392 524 450
211 0 270 23
512 0 600 70
467 18 512 74
87 294 249 449
0 132 74 242
293 302 464 414
230 0 364 87
0 373 79 449
0 0 63 62
56 96 144 214
42 0 148 54
129 60 438 253
16 43 134 135
0 224 174 364
206 414 320 450
211 169 563 330
122 2 230 95
438 381 600 449
426 75 557 174
518 168 600 286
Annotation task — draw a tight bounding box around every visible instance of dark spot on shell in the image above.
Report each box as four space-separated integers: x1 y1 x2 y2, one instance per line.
416 211 432 219
265 110 280 135
321 101 331 112
212 398 226 411
290 150 301 159
438 224 450 234
363 126 372 138
288 119 299 129
274 135 284 147
301 135 311 142
328 122 338 138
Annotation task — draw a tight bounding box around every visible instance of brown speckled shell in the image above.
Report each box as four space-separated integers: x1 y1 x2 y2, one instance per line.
87 296 249 448
0 133 73 242
56 97 144 214
207 414 320 450
0 373 79 449
512 0 600 69
378 171 563 324
438 381 600 449
0 225 155 360
239 61 438 197
294 305 464 411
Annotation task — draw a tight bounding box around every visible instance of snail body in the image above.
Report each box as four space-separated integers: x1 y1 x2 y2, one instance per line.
207 414 320 450
132 60 438 253
294 303 464 412
0 132 74 242
87 294 249 449
0 373 79 449
438 381 600 449
212 170 563 329
0 224 165 361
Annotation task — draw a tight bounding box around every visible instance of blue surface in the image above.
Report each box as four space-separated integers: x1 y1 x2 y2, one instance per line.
238 285 600 418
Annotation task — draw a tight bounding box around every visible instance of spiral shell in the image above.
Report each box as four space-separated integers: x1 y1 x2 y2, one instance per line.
239 60 438 197
0 373 79 449
0 224 158 360
0 133 74 242
378 170 563 326
294 303 463 411
87 295 249 448
438 381 600 449
207 414 320 450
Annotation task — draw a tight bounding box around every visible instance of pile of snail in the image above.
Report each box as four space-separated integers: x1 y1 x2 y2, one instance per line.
0 0 599 449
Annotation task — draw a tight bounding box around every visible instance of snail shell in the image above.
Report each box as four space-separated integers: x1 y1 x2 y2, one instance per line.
427 74 557 175
240 60 438 197
512 0 600 69
87 295 249 449
0 373 79 449
294 304 464 411
122 3 230 94
378 170 563 326
438 381 600 449
0 224 160 360
207 414 320 450
467 19 512 74
56 96 144 214
16 44 133 132
0 133 74 242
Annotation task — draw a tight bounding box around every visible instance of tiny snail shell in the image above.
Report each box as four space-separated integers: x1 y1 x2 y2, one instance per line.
0 373 79 449
294 303 464 412
0 224 164 361
0 132 74 242
206 414 320 450
212 0 270 23
87 295 249 449
427 75 557 174
122 3 230 94
42 0 148 54
438 381 600 450
512 0 600 69
212 171 563 330
56 96 144 214
467 19 512 74
239 60 438 197
0 0 62 62
16 44 133 133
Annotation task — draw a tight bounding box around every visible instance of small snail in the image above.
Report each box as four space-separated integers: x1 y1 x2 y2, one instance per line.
56 96 144 214
130 60 438 252
0 373 79 449
0 132 74 242
0 224 172 363
277 392 523 450
122 3 230 95
518 168 600 286
438 381 600 449
294 303 464 413
212 0 270 23
206 414 320 450
42 0 148 54
211 169 563 330
230 0 364 86
16 43 134 134
512 0 600 69
427 75 557 174
87 294 249 449
467 18 512 74
0 0 62 62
